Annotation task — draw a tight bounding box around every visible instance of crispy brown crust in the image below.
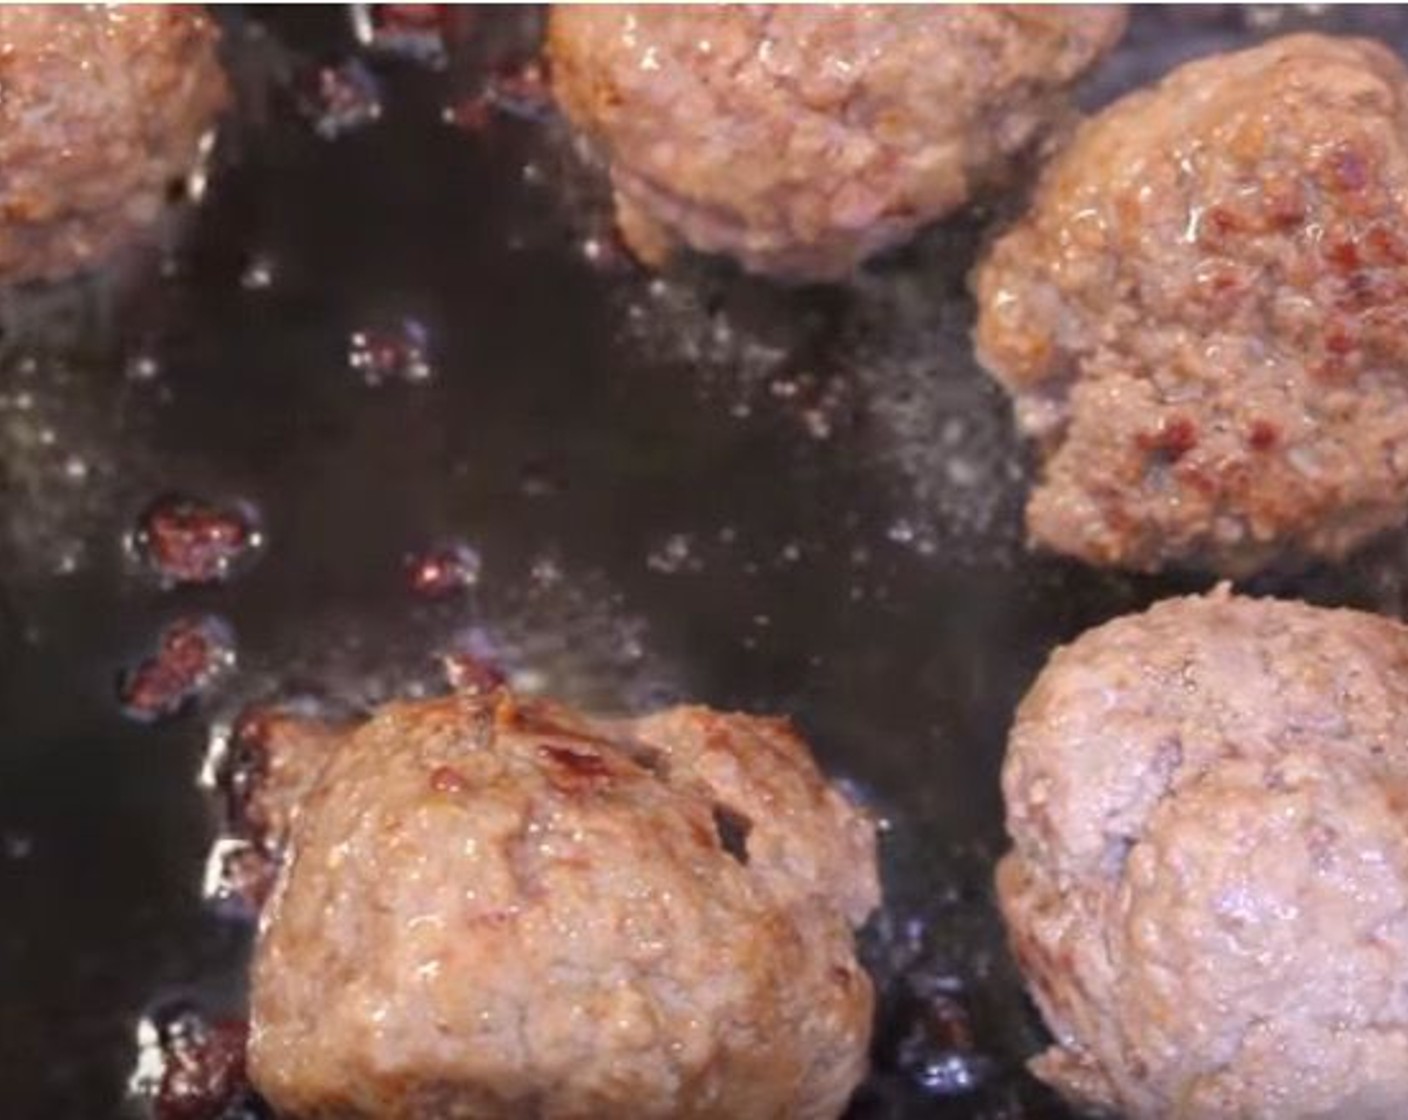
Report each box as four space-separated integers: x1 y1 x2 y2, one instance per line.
250 689 879 1120
977 34 1408 574
550 5 1125 280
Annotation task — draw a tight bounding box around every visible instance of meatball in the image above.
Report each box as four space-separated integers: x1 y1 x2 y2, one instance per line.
249 687 880 1119
976 34 1408 575
998 588 1408 1118
0 5 228 285
549 5 1126 281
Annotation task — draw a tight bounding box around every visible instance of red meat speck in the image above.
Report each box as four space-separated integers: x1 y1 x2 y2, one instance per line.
1326 238 1360 273
119 617 234 722
1138 416 1198 462
1248 420 1280 451
131 494 261 586
1324 324 1356 356
430 765 468 793
151 1008 253 1120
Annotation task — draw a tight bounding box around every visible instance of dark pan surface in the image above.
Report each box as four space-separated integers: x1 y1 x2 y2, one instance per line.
8 7 1408 1118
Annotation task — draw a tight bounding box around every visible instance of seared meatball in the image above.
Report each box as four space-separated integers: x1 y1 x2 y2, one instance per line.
249 688 879 1120
998 589 1408 1118
976 34 1408 575
0 5 228 285
549 5 1126 281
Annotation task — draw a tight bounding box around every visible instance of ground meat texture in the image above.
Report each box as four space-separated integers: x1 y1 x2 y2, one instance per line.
549 5 1126 281
220 707 343 855
998 589 1408 1118
249 689 879 1120
0 6 228 285
975 34 1408 575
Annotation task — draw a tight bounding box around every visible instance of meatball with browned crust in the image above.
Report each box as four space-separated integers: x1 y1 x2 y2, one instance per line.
249 687 879 1120
999 589 1408 1118
976 34 1408 575
0 5 228 286
549 5 1126 281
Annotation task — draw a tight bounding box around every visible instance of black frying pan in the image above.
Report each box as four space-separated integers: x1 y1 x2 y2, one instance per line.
7 7 1408 1118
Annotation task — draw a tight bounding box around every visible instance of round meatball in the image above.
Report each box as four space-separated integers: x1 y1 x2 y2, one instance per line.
249 689 879 1120
976 34 1408 575
0 5 228 285
549 5 1126 281
998 589 1408 1118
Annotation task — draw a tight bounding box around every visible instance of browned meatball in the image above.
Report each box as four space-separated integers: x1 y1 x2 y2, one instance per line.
998 589 1408 1118
249 688 879 1120
976 34 1408 575
0 5 228 285
549 5 1126 281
